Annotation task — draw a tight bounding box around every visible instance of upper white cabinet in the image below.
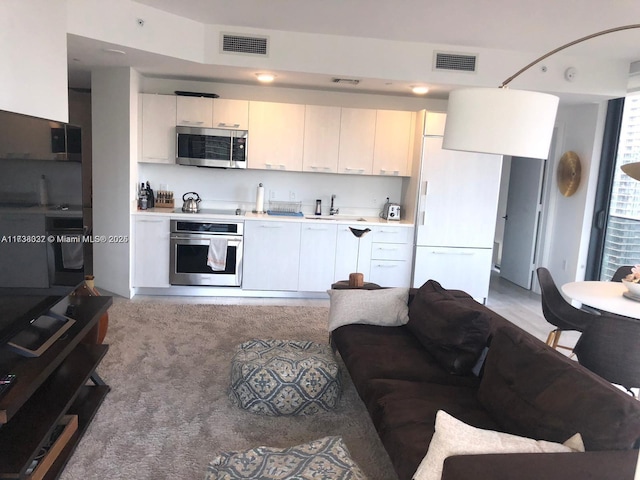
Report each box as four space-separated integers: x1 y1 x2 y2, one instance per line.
213 99 249 130
302 105 341 173
373 110 414 177
337 108 376 175
176 96 213 127
248 101 305 171
140 93 177 164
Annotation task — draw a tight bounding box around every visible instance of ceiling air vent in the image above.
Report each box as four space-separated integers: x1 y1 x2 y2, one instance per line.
433 51 478 72
221 33 269 56
331 78 360 86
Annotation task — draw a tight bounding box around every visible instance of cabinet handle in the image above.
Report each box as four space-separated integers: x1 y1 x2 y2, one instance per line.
264 163 286 169
306 226 329 231
179 120 205 125
376 246 399 251
218 122 241 128
344 167 365 173
260 224 283 228
378 229 399 234
373 263 400 268
380 169 400 176
138 219 163 223
431 251 475 255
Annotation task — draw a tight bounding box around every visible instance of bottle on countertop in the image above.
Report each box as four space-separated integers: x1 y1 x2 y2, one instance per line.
38 174 48 206
139 183 147 210
146 181 155 208
315 199 322 215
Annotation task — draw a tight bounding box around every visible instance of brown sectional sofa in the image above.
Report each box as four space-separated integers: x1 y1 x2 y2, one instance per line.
330 280 640 480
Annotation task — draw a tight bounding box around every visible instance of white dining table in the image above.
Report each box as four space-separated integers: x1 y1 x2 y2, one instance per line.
561 281 640 320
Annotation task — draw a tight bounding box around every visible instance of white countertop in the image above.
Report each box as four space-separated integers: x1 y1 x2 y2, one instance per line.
0 205 83 217
133 207 415 226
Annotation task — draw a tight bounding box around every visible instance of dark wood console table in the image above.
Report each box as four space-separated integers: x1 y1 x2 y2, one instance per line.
0 294 112 479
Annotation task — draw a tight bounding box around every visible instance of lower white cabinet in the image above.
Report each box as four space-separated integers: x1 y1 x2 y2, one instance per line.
334 225 373 283
133 216 170 287
369 243 413 287
299 224 338 292
412 246 493 302
243 220 301 291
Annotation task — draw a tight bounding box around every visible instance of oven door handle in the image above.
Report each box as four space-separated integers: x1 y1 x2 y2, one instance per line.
170 234 242 244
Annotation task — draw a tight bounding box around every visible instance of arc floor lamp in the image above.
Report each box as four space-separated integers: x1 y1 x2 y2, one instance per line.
443 24 640 171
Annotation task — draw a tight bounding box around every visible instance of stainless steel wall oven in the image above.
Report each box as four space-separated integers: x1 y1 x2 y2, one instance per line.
169 219 243 286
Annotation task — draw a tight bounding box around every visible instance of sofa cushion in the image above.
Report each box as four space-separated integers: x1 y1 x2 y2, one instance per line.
478 326 640 451
332 324 481 396
407 280 491 375
413 410 584 480
327 287 409 331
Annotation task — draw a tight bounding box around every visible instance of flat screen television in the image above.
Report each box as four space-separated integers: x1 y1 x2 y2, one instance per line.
0 107 88 355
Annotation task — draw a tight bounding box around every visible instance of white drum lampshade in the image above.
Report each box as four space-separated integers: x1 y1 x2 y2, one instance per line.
443 88 560 160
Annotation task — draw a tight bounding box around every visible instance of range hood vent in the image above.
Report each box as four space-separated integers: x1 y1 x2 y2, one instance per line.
433 51 477 72
221 33 269 56
331 78 360 86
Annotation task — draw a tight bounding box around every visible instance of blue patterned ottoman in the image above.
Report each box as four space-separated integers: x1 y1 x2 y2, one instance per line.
205 436 367 479
229 339 342 415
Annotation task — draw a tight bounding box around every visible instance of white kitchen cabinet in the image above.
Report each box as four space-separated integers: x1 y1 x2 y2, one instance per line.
334 224 373 283
373 110 414 177
413 246 493 302
243 220 301 291
302 105 341 173
0 214 48 288
337 108 376 175
368 226 414 287
213 99 249 130
176 96 213 127
298 223 338 291
248 101 305 171
140 94 177 164
133 216 171 288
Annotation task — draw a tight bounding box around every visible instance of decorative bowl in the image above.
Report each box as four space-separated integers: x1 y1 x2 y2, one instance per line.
622 279 640 297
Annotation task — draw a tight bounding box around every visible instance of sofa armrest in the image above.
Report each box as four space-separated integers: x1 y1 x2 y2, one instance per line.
441 450 638 480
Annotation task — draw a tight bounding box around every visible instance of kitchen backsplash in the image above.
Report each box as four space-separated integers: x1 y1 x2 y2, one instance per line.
138 163 405 217
0 158 82 206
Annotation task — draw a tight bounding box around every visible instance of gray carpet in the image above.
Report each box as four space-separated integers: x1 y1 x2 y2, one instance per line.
60 297 399 480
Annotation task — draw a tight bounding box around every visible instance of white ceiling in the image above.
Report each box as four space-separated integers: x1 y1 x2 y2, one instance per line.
68 0 640 98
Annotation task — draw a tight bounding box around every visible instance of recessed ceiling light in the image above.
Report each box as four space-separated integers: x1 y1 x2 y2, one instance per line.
411 85 429 95
102 48 126 55
256 73 276 83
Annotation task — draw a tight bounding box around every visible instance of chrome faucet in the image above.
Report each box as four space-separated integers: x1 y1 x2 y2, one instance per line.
330 194 339 215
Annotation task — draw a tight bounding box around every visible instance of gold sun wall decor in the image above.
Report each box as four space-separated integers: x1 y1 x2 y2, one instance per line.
557 151 581 197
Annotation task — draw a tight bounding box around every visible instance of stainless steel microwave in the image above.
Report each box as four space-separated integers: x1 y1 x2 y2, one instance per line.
176 126 247 168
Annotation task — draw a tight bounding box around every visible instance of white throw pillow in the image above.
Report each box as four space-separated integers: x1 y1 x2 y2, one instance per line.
413 410 585 480
327 288 409 331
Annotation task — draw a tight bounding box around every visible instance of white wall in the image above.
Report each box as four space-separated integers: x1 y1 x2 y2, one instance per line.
92 67 139 297
540 102 607 286
0 0 68 121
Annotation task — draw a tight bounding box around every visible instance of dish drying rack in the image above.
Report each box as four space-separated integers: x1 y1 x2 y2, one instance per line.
267 200 303 217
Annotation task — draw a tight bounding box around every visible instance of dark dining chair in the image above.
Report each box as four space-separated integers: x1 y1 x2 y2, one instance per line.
536 267 592 351
574 313 640 397
611 265 634 282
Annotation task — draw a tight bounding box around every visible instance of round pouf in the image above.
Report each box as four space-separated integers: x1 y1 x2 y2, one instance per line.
229 339 342 416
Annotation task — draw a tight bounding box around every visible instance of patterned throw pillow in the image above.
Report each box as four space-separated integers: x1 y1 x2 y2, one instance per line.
205 436 368 480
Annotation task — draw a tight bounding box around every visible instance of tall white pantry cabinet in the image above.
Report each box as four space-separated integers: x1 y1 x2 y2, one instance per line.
411 111 503 303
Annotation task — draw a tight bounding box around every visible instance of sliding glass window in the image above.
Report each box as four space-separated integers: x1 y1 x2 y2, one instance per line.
598 92 640 279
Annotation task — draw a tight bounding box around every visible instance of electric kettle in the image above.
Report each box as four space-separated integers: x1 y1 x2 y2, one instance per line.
181 192 201 213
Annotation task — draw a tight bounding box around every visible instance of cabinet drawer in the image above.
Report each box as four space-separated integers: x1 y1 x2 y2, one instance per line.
371 226 413 244
371 242 412 261
369 260 412 287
